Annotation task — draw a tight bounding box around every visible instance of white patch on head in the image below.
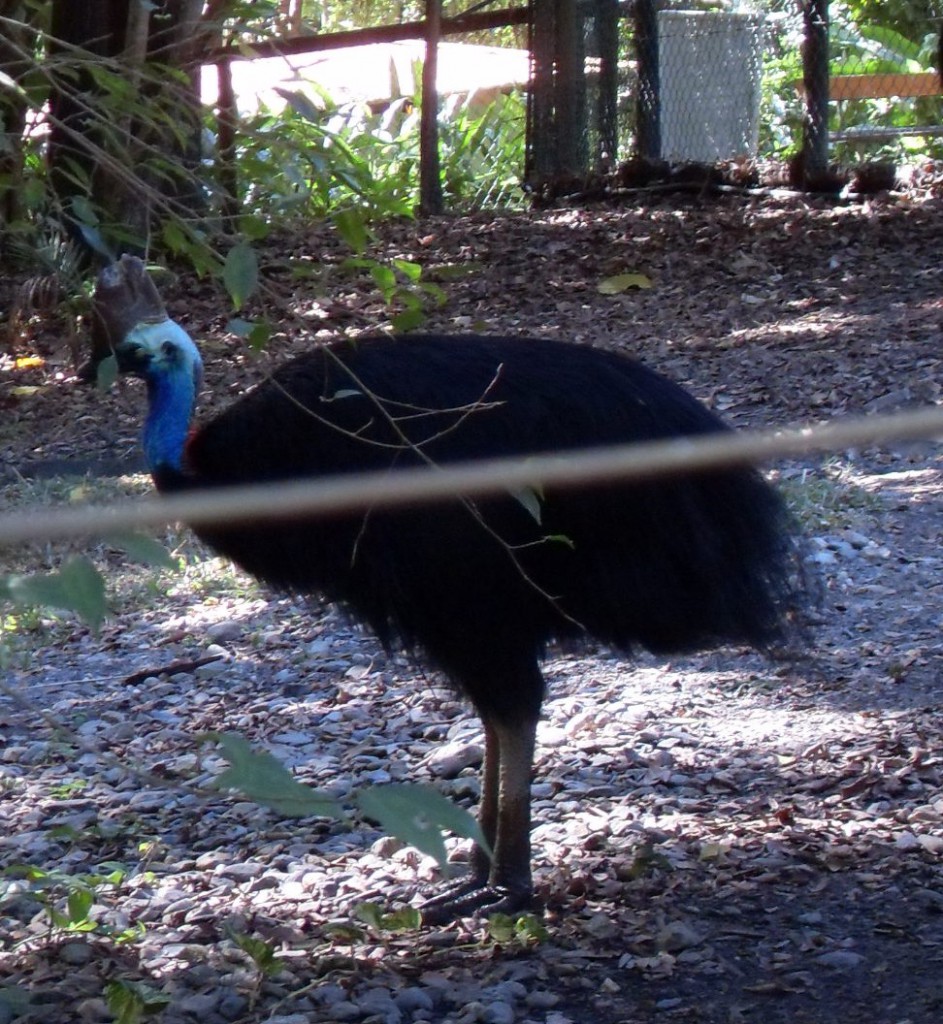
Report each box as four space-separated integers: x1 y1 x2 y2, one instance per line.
126 318 201 367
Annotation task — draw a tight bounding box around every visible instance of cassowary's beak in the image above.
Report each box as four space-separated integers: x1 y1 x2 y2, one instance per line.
112 319 204 395
112 321 162 374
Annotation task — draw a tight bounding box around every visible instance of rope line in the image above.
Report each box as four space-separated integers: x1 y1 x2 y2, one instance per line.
0 403 940 547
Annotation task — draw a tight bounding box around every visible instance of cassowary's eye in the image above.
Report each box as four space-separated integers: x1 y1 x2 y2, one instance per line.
162 341 176 358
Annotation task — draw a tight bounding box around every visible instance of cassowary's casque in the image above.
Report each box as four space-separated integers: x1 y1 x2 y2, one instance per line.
112 315 808 923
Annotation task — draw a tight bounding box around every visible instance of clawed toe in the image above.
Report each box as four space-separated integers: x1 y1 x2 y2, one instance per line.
419 881 534 926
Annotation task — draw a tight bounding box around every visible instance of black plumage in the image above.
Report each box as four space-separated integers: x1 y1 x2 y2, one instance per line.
115 324 808 922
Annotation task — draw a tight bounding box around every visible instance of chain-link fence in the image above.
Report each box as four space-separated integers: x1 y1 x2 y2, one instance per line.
525 1 943 190
826 1 943 165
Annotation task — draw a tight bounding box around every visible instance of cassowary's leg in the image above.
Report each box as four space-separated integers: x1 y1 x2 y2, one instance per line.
420 714 538 924
471 718 501 880
486 716 536 899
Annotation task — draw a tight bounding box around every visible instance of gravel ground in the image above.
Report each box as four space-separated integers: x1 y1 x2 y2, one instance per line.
1 191 942 1023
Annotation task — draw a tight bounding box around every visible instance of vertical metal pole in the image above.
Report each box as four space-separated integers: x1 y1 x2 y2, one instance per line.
526 0 557 187
419 0 443 214
596 0 619 169
555 0 585 176
634 0 660 160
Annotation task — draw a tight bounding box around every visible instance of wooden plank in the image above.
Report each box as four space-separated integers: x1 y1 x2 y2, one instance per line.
831 123 943 143
829 72 942 100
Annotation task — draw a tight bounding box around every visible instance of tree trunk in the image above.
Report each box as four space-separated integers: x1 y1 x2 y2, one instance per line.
47 0 129 251
0 0 33 229
799 0 829 185
46 0 213 258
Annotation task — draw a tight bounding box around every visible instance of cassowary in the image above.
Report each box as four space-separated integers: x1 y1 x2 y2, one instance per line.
111 317 808 923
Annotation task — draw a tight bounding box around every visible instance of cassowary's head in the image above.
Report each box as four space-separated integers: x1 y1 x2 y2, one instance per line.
115 319 204 474
116 319 204 394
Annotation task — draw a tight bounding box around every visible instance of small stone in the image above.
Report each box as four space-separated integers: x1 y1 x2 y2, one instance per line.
77 719 107 736
894 832 922 850
356 988 402 1024
525 991 560 1009
536 724 568 747
483 1001 516 1024
195 659 230 677
75 997 110 1023
583 912 617 939
456 1002 487 1024
815 950 864 970
315 984 351 1007
394 987 436 1013
177 991 220 1015
425 740 484 778
487 981 527 1002
272 730 313 746
58 940 93 965
206 620 243 642
657 921 704 952
327 1004 361 1022
216 991 250 1019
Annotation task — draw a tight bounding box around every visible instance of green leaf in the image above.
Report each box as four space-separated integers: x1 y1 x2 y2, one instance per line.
207 732 343 820
857 23 923 64
333 209 371 254
5 557 107 632
356 783 488 872
0 70 25 98
390 307 426 332
66 887 94 925
223 242 258 311
419 281 447 306
353 902 421 932
75 223 114 262
70 195 99 226
107 533 178 570
597 272 653 295
370 263 397 302
228 931 282 975
277 87 324 122
49 909 96 932
393 258 423 283
105 980 171 1024
226 318 272 352
323 922 366 943
161 218 190 255
238 214 271 241
353 902 385 930
486 912 548 945
430 262 480 281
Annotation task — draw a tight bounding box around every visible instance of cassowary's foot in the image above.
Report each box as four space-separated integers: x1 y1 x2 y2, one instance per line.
419 877 534 926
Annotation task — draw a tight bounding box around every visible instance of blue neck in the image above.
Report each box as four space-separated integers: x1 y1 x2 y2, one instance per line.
143 367 198 474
